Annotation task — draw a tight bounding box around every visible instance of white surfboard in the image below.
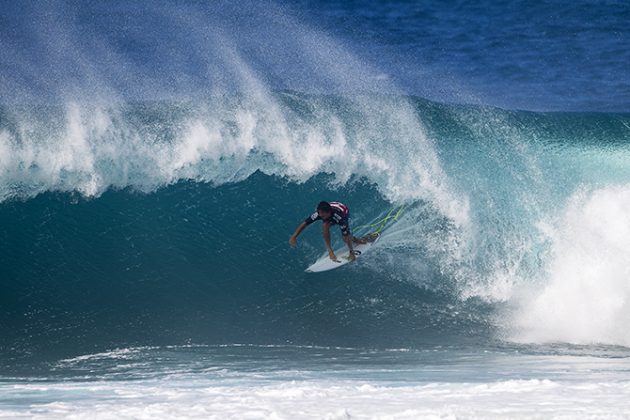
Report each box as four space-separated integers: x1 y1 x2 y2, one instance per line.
305 233 380 273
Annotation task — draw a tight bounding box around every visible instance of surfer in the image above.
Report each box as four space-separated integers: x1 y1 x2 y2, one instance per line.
289 201 366 262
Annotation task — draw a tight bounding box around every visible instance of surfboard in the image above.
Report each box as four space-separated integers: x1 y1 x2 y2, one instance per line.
305 233 380 273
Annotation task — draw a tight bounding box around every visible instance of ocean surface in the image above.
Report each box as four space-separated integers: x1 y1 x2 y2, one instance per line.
1 0 630 418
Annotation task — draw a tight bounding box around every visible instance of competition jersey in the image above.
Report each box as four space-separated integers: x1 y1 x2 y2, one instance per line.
304 202 351 236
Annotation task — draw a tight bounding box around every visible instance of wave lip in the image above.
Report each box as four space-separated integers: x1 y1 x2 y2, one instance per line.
0 94 469 227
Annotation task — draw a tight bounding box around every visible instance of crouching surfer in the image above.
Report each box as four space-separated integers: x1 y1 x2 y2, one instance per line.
289 201 367 262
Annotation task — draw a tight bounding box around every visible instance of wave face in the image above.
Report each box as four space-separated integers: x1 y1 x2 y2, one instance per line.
2 1 630 361
2 93 630 360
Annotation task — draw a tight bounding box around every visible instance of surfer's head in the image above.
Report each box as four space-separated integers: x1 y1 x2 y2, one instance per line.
317 201 333 220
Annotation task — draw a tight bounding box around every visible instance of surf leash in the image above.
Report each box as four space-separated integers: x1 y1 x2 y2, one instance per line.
354 206 405 234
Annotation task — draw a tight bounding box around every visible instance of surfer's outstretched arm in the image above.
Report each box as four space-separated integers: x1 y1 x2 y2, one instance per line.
289 221 308 246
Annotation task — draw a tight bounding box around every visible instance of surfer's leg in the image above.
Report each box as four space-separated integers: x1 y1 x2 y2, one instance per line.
342 217 366 244
340 218 352 238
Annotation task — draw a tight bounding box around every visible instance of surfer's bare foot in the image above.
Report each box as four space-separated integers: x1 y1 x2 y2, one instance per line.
366 233 379 242
352 236 368 244
328 251 338 261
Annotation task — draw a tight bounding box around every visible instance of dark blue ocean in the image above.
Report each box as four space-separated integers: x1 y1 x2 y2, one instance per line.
1 1 630 418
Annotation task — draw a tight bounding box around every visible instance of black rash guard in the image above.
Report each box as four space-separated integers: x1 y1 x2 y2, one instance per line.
304 201 351 236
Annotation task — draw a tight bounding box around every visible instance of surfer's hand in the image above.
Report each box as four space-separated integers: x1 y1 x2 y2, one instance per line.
289 237 297 247
328 250 337 261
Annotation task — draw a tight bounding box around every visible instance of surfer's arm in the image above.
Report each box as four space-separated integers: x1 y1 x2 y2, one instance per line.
289 221 308 246
342 234 356 261
338 218 356 261
343 234 355 252
322 222 337 260
291 213 320 246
